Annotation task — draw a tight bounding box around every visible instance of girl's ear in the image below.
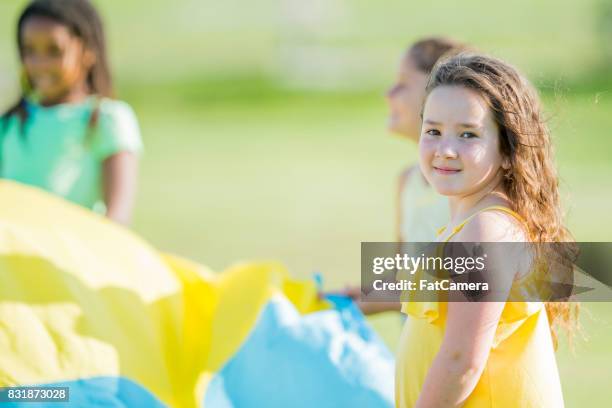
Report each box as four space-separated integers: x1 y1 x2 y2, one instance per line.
501 157 511 170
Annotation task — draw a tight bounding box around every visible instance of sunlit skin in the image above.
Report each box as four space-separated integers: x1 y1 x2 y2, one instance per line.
419 85 510 221
20 16 94 106
386 54 429 142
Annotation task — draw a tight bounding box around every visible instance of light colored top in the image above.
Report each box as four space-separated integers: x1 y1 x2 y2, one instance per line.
396 206 564 408
0 97 142 213
399 167 448 242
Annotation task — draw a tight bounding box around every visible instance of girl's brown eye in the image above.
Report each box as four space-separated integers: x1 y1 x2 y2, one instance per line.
460 132 478 139
425 129 440 136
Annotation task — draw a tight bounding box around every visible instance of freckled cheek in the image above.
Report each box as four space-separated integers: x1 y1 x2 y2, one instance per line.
419 138 436 164
458 144 498 170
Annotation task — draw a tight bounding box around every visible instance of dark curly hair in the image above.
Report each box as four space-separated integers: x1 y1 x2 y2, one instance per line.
2 0 112 132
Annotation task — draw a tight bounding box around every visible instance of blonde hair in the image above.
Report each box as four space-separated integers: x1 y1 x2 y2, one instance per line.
426 53 579 346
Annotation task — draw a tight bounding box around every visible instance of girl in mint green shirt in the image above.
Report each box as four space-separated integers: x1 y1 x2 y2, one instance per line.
1 0 142 224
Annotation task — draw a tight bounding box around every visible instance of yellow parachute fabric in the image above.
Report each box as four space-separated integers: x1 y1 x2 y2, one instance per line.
0 180 328 407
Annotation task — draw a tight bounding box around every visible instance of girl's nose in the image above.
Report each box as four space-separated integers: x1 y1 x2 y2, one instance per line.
386 84 399 100
434 138 458 159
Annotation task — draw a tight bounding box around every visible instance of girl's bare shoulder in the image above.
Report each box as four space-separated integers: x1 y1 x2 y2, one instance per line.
453 209 528 242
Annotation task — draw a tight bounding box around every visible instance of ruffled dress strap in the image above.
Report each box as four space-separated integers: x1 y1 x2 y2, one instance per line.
401 206 537 324
440 205 528 242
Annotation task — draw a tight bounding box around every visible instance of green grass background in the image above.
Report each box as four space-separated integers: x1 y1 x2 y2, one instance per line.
1 0 611 405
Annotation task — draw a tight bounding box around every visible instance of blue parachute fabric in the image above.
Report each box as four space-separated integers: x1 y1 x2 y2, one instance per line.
203 294 395 408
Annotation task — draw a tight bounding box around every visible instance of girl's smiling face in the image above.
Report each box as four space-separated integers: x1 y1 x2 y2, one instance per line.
419 85 508 197
20 16 93 105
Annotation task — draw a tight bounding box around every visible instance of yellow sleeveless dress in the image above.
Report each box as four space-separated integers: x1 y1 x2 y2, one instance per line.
395 206 564 408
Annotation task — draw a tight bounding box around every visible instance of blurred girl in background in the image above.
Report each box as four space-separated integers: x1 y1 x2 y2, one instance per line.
337 37 468 314
389 37 467 243
0 0 142 224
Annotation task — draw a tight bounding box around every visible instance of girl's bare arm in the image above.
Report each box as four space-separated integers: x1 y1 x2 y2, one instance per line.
102 151 139 225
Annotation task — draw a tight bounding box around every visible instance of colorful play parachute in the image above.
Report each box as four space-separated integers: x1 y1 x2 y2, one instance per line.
0 181 394 407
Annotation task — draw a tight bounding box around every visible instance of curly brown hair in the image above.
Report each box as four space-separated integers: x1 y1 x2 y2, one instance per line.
425 53 579 347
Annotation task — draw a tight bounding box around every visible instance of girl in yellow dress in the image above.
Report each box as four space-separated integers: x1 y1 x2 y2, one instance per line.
396 53 578 407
